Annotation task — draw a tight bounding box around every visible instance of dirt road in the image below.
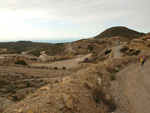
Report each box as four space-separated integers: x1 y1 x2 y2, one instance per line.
112 45 123 59
111 62 150 113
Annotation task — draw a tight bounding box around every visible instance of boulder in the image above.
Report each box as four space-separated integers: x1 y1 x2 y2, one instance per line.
62 76 71 85
0 97 14 112
63 93 73 109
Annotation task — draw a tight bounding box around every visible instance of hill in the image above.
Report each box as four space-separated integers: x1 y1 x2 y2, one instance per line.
94 26 145 40
0 41 65 56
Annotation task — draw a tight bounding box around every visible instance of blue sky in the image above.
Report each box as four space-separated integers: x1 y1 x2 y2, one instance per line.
0 0 150 42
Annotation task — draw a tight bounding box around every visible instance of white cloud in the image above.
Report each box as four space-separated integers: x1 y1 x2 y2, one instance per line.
0 0 150 41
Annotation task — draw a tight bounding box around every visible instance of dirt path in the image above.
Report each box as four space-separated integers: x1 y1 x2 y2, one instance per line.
112 45 123 59
111 62 150 113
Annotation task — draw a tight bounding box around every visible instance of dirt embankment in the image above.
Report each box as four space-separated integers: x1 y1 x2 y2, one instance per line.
111 62 150 113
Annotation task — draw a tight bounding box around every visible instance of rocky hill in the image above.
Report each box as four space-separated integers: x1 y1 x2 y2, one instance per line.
94 26 145 40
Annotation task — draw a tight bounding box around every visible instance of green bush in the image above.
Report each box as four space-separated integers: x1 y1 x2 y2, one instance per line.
15 60 27 65
111 74 116 81
93 87 105 103
62 66 66 70
134 50 141 55
120 47 129 53
28 50 40 57
93 87 117 111
26 82 31 87
105 50 111 55
78 46 81 49
54 67 58 70
13 96 18 101
31 58 37 61
87 45 94 51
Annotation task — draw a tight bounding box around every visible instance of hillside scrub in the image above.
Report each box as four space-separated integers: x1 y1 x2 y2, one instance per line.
15 60 27 66
120 46 141 56
3 54 150 113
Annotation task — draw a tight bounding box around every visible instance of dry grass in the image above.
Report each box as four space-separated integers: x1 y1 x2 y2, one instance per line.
93 86 117 112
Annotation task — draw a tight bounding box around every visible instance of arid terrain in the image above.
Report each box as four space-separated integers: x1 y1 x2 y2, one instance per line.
0 26 150 113
111 62 150 113
0 64 73 101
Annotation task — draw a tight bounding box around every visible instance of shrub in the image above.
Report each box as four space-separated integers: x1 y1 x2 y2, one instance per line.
87 45 94 51
120 47 129 53
105 50 111 55
28 50 40 57
78 46 81 49
40 79 43 82
11 89 16 94
13 96 18 101
134 50 141 55
110 74 116 81
93 87 105 103
105 98 117 111
0 78 10 86
15 60 27 65
26 82 31 87
31 58 37 61
62 66 66 70
54 67 58 70
83 57 89 63
93 87 117 111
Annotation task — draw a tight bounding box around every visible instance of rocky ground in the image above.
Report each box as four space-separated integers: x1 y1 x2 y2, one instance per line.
0 65 73 109
2 64 110 113
1 42 150 113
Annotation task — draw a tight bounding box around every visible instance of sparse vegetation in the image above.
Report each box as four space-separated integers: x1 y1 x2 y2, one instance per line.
62 66 66 70
93 87 105 103
13 96 18 101
110 74 116 81
93 87 117 112
26 82 31 87
15 60 27 65
105 50 111 55
78 46 81 49
120 46 129 53
87 45 94 51
54 67 58 70
29 50 41 57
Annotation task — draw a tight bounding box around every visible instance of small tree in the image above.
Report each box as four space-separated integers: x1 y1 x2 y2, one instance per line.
87 45 94 51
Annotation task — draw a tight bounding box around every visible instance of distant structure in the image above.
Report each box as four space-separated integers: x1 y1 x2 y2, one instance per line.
39 51 50 62
115 40 121 44
145 37 150 42
141 35 150 42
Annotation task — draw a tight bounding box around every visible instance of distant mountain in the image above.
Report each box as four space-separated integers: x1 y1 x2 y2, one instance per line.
94 26 145 40
0 41 65 55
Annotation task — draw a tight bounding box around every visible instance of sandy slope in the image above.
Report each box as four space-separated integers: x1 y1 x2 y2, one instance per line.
111 62 150 113
30 54 92 69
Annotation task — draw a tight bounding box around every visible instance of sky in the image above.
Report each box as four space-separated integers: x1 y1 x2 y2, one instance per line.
0 0 150 42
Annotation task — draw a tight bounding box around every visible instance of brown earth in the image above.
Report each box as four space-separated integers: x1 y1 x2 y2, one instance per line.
30 54 92 69
0 65 73 102
111 62 150 113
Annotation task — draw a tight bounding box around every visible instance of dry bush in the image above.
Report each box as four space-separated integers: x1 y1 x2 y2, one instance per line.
93 87 105 103
93 86 117 111
110 74 116 81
